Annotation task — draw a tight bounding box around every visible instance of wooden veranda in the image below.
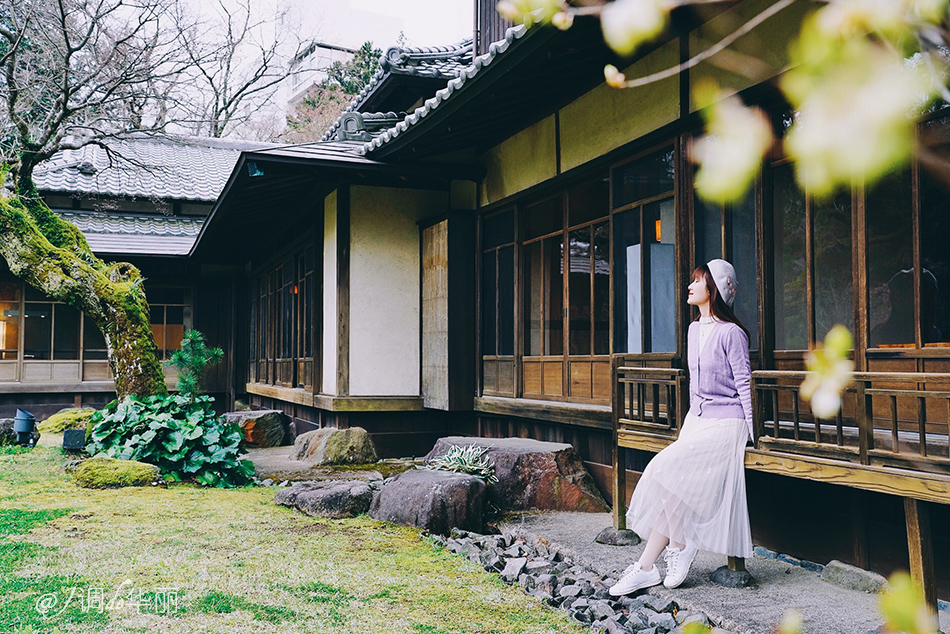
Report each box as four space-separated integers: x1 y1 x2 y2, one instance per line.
611 360 950 610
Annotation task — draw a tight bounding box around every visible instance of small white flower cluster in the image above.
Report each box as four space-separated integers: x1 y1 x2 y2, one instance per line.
801 325 854 420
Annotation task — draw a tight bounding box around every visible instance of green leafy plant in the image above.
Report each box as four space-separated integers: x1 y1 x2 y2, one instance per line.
422 444 498 484
165 330 223 400
86 394 254 488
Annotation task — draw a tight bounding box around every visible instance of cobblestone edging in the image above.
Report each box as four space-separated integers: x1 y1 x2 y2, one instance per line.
431 529 722 634
753 546 824 573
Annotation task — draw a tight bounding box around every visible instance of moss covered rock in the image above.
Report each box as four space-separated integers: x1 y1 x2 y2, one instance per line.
73 457 161 489
37 408 96 434
293 427 378 465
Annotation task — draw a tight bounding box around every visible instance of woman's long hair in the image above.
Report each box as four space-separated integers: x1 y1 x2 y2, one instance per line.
692 264 750 341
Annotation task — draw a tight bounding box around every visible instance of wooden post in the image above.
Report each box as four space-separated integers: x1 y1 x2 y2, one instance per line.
727 557 746 573
904 497 937 614
612 356 627 530
613 444 627 531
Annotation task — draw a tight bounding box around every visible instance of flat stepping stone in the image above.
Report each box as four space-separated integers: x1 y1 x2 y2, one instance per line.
274 479 373 518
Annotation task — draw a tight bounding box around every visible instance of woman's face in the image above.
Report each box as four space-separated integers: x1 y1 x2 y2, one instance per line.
687 275 709 306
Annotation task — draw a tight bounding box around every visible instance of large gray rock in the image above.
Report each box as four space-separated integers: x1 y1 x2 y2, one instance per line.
274 480 373 518
293 427 377 465
369 469 485 536
820 560 888 593
225 410 290 448
425 437 609 513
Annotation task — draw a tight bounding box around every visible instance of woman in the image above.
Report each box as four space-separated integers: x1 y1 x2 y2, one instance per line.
609 259 754 596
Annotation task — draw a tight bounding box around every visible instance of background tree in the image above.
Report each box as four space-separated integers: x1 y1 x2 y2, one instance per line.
283 40 382 142
0 0 308 398
0 0 193 398
171 0 305 138
324 41 382 95
284 84 353 141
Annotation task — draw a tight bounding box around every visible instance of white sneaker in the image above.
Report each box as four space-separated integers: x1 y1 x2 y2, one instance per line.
663 544 698 588
608 562 661 596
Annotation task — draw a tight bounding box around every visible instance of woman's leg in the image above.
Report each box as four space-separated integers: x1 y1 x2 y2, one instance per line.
637 530 670 571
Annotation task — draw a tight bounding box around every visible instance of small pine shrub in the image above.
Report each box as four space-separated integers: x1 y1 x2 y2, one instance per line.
87 395 254 488
165 330 222 400
421 444 498 484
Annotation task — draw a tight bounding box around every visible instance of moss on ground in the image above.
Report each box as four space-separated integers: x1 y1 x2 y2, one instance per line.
326 460 414 478
72 456 161 488
37 408 97 434
0 447 583 634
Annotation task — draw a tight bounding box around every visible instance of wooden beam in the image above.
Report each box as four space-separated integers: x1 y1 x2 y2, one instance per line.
745 450 950 505
617 429 676 454
312 394 424 412
474 395 612 429
904 497 937 614
245 382 313 406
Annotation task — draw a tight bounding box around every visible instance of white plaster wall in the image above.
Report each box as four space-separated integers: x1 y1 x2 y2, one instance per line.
321 190 338 395
348 186 448 396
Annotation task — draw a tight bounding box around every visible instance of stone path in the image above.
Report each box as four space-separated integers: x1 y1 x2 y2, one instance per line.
499 512 950 634
437 528 714 633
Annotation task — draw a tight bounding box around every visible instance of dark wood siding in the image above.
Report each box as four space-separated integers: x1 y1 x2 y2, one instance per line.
475 0 513 56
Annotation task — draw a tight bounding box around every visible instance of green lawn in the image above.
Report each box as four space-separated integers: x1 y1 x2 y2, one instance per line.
0 446 583 634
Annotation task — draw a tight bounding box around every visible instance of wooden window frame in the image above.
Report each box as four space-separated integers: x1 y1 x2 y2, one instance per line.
861 110 950 359
248 234 317 393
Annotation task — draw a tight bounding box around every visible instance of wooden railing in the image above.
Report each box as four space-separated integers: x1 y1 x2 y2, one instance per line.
753 371 950 476
612 365 950 609
614 365 687 437
611 363 688 529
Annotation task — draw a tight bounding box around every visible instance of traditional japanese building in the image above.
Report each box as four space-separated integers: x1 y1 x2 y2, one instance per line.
194 4 950 603
6 0 950 607
0 134 273 417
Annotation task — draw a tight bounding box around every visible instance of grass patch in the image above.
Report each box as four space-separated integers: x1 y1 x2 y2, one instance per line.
194 590 297 623
0 503 104 632
412 626 453 634
0 447 582 633
0 508 71 536
0 445 32 457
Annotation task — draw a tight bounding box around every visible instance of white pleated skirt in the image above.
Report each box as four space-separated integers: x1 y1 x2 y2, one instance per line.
626 411 754 558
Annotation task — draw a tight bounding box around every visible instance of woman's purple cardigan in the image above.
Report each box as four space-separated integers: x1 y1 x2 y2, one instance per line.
687 320 754 439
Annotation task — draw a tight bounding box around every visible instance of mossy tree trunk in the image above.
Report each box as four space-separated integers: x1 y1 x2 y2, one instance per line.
0 187 167 399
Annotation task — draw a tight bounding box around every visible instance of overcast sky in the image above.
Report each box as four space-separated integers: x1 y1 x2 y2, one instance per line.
289 0 473 50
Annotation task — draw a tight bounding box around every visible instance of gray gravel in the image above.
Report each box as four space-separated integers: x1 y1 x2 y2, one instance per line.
500 511 950 634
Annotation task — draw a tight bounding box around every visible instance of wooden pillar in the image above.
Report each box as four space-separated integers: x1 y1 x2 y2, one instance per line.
613 444 627 530
904 497 937 614
727 556 746 573
851 491 870 569
612 355 626 530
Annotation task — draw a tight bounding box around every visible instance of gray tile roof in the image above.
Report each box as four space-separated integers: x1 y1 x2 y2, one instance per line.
359 26 527 155
321 39 474 142
34 135 277 202
53 210 204 256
